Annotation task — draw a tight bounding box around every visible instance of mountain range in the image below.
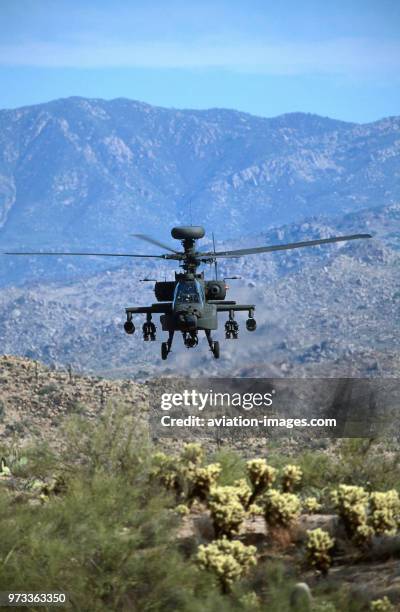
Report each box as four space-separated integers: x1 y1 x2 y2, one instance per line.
0 97 399 286
0 97 398 377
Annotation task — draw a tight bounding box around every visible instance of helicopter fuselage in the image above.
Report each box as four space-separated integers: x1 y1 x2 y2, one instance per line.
125 270 256 358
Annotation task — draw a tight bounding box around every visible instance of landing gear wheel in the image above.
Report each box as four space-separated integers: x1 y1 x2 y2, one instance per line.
161 342 169 360
212 341 220 359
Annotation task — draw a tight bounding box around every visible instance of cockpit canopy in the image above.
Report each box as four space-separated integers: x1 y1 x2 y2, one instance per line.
174 280 204 305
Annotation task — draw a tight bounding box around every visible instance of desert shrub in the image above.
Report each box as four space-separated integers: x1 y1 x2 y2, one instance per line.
208 486 247 538
305 528 335 575
0 441 56 479
290 450 334 491
285 441 400 496
61 403 150 477
241 560 299 612
264 490 301 528
68 400 86 415
336 439 400 491
38 383 58 396
0 400 5 422
0 471 224 611
29 473 67 502
281 464 303 492
209 449 246 486
303 496 322 514
370 596 395 611
0 410 239 612
196 538 256 593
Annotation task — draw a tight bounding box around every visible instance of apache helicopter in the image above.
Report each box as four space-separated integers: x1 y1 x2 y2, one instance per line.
5 226 371 360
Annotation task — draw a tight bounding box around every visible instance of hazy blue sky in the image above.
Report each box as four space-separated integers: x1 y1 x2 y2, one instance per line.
0 0 399 122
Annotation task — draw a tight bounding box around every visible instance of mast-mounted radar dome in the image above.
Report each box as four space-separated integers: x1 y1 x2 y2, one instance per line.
171 226 205 240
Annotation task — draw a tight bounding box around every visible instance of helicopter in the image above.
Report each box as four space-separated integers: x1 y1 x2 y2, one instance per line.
5 225 371 360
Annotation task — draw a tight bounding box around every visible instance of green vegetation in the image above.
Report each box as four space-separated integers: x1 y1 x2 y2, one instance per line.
331 484 400 546
0 399 5 422
37 383 59 396
264 489 301 527
281 464 303 493
246 458 276 507
304 496 322 514
0 411 399 611
208 485 248 538
196 538 256 593
305 528 335 575
370 597 395 611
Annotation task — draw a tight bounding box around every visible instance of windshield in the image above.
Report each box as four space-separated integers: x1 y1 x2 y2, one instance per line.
174 280 204 305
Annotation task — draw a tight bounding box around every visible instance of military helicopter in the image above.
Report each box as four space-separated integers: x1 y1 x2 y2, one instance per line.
5 226 371 360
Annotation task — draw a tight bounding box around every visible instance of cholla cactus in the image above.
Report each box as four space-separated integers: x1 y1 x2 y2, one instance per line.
370 596 395 611
239 591 260 610
304 497 322 514
264 489 301 527
354 523 375 547
0 458 11 478
331 485 369 540
175 504 190 516
150 452 181 494
332 485 400 545
246 459 277 500
248 503 263 517
282 464 303 492
208 486 247 538
196 537 256 593
332 484 369 508
306 528 335 575
233 478 252 508
152 447 222 504
369 490 400 536
180 442 204 467
187 463 221 502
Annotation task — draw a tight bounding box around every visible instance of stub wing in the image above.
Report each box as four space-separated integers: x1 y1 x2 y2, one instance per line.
214 301 255 312
125 303 172 315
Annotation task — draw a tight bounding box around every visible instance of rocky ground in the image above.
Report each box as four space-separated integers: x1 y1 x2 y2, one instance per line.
0 355 148 446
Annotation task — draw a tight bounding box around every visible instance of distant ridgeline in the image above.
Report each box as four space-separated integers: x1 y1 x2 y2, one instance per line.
0 97 399 285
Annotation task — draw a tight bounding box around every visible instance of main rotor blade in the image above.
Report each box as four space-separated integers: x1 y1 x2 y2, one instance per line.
131 234 180 254
202 234 372 258
3 251 172 258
